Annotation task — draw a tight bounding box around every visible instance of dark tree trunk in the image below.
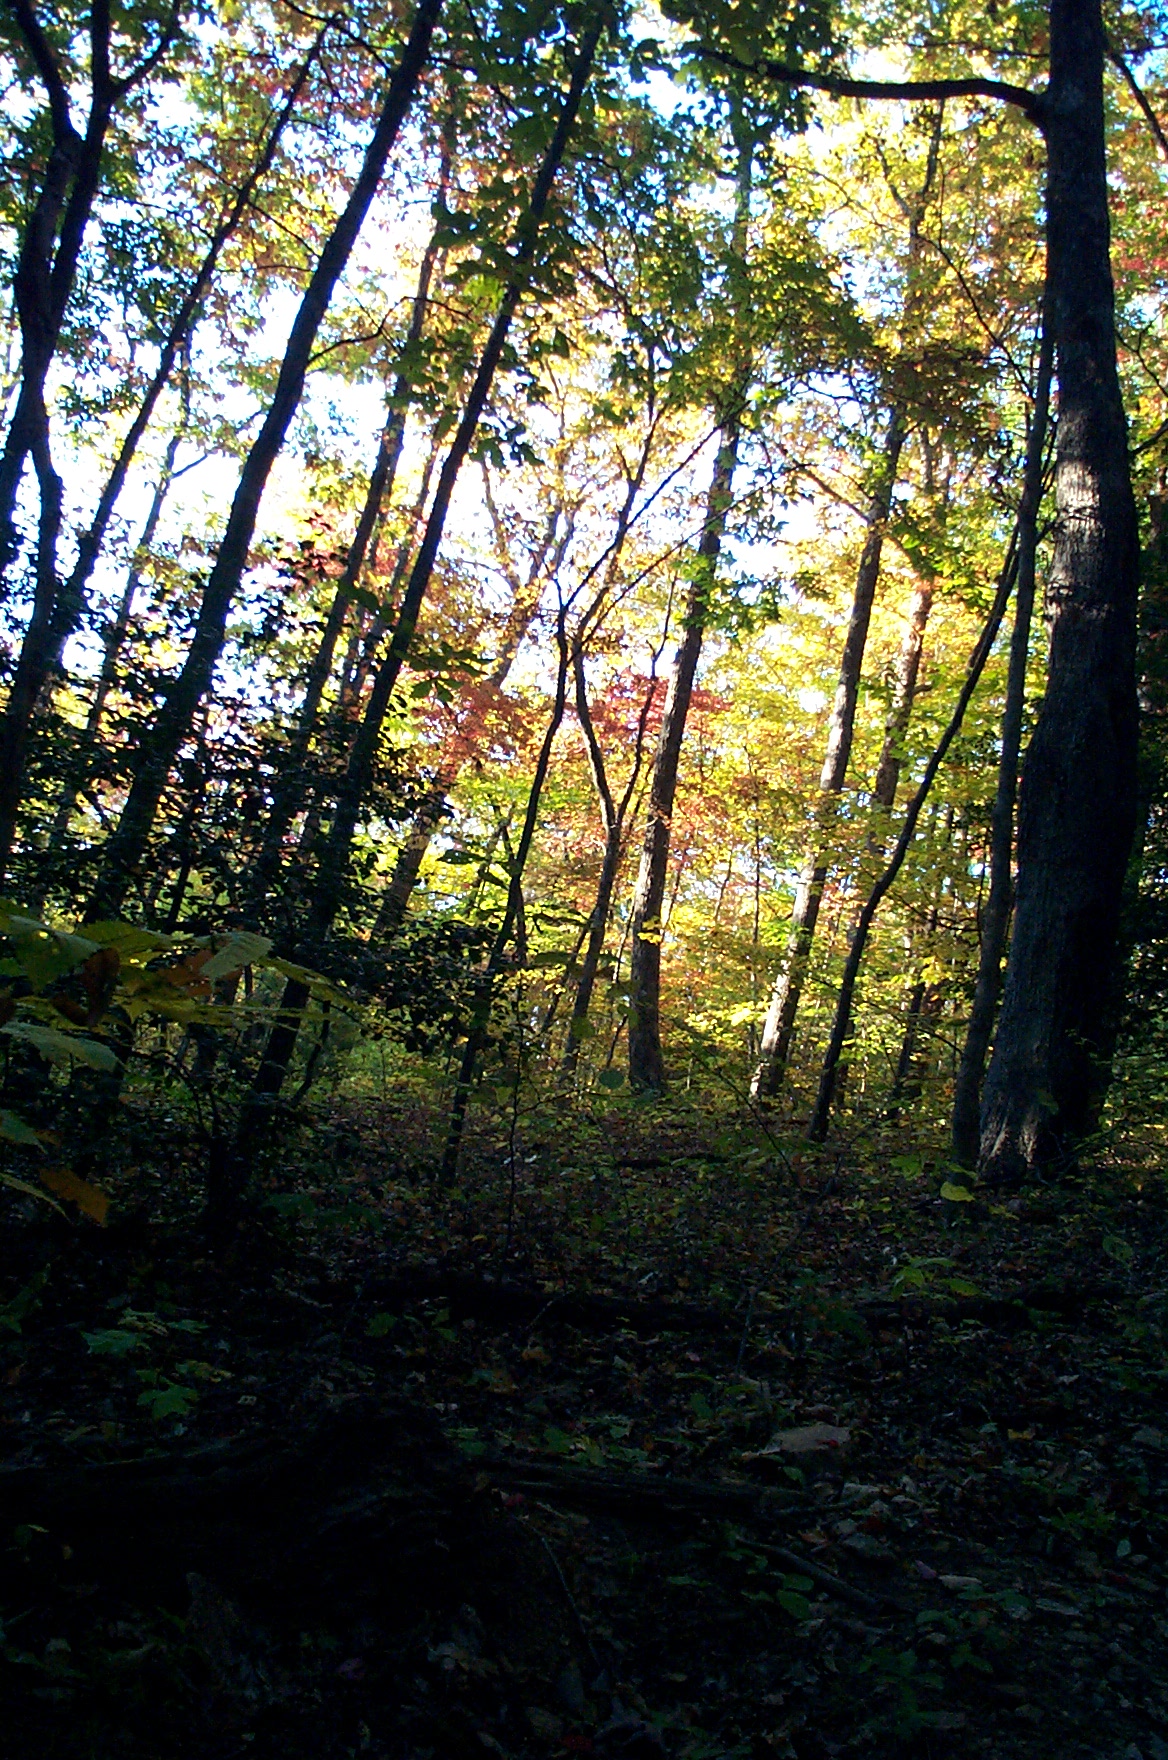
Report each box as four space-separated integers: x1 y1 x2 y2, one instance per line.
750 406 905 1097
978 0 1140 1182
626 421 740 1090
626 122 754 1093
950 312 1053 1165
221 10 608 1201
440 611 571 1183
249 206 447 918
303 7 608 952
85 0 443 922
807 536 1020 1142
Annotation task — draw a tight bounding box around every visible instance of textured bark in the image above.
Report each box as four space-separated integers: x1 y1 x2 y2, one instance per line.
979 0 1140 1182
950 313 1053 1165
750 407 905 1098
85 0 443 921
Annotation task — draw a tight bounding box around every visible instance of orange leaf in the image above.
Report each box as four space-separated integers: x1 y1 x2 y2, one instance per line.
81 946 120 1024
160 949 212 998
40 1167 110 1225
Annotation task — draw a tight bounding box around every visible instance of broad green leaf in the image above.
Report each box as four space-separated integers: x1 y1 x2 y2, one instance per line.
0 914 98 991
774 1590 812 1620
84 1328 141 1356
200 931 272 981
81 922 173 958
0 1110 42 1147
137 1382 198 1420
2 1020 119 1072
597 1067 625 1090
0 1171 65 1214
940 1181 975 1203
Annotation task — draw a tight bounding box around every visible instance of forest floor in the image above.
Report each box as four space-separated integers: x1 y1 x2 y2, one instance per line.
1 1094 1167 1760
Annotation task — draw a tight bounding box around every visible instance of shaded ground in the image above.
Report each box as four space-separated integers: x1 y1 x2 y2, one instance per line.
1 1097 1167 1758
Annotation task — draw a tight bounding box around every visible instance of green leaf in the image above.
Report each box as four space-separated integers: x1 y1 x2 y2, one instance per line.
596 1067 625 1091
199 931 272 981
0 1110 42 1147
84 1328 142 1356
774 1590 812 1620
137 1382 198 1420
1102 1234 1134 1264
0 913 98 991
366 1312 398 1337
1 1020 118 1071
81 921 173 958
940 1182 975 1203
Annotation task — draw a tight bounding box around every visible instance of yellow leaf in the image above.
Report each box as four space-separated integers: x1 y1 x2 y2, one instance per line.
40 1167 109 1225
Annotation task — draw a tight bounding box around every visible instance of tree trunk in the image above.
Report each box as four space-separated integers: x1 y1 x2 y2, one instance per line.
872 577 934 815
249 205 448 917
950 311 1053 1165
302 7 608 952
750 406 905 1098
978 0 1140 1183
807 535 1020 1142
221 10 608 1201
440 612 571 1183
39 420 185 878
626 423 740 1090
626 123 755 1093
85 0 443 921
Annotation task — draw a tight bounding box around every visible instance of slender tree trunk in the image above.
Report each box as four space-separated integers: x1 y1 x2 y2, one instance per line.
806 535 1020 1141
249 207 448 914
218 10 609 1205
626 423 740 1090
16 19 328 784
626 124 754 1092
0 0 118 572
951 312 1053 1164
872 577 934 815
979 0 1140 1182
302 6 608 952
85 0 443 921
560 652 655 1081
37 423 185 894
440 612 571 1183
750 406 906 1098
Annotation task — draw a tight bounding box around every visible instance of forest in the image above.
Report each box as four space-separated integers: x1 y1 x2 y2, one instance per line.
1 0 1167 1753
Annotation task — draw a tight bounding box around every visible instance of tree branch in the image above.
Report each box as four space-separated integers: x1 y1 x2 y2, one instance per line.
695 47 1045 128
4 0 78 144
1108 44 1168 164
117 0 188 98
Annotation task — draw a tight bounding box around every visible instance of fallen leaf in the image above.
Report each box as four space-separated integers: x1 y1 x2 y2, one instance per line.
40 1167 109 1225
767 1423 851 1458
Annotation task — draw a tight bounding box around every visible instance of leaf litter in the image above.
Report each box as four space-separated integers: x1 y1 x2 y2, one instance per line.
0 1099 1166 1758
